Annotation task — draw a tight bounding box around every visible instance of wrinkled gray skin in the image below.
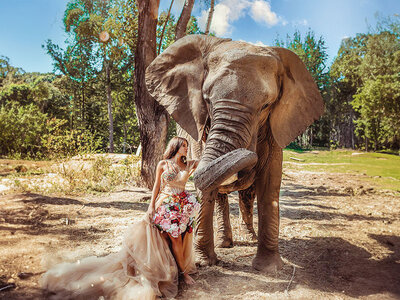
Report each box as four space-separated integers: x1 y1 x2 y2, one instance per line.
146 35 324 272
177 125 255 248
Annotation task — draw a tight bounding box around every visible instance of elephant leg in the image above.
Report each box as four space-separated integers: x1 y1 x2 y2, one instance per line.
194 189 219 266
252 137 284 273
238 184 257 241
215 193 233 248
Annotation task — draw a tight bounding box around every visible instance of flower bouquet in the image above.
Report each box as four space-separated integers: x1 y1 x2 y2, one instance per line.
153 191 201 238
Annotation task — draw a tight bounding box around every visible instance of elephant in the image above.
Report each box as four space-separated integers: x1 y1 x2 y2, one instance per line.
145 34 324 272
176 125 257 248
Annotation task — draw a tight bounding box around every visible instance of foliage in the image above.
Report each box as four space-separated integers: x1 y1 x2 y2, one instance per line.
352 74 400 150
0 1 203 159
0 103 47 158
43 0 138 153
0 100 104 159
331 15 400 150
42 118 103 158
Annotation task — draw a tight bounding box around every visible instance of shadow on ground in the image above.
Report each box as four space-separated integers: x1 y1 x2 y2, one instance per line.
280 235 400 297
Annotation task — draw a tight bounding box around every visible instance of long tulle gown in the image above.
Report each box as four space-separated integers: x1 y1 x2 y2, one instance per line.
40 160 199 300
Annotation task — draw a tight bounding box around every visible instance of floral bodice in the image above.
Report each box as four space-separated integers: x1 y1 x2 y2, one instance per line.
160 160 194 194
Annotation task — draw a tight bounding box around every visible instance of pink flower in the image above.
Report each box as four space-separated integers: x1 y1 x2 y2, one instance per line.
160 218 171 230
158 205 166 215
184 205 193 216
154 215 163 224
169 211 179 220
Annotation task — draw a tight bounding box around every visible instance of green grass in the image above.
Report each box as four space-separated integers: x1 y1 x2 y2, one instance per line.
283 149 400 192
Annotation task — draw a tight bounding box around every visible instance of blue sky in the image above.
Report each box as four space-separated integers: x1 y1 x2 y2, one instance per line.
0 0 398 73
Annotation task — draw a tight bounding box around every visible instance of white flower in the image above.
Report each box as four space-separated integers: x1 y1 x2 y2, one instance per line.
179 223 187 232
170 223 179 231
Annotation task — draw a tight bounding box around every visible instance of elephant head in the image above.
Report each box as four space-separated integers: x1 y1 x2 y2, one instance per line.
146 35 323 192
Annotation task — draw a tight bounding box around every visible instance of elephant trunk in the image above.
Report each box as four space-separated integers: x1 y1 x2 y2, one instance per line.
193 99 258 191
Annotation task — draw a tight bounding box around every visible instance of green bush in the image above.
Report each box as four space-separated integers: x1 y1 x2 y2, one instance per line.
0 102 104 159
0 102 47 158
42 118 103 158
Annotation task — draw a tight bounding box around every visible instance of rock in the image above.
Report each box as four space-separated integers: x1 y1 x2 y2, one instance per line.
17 272 33 280
7 278 15 284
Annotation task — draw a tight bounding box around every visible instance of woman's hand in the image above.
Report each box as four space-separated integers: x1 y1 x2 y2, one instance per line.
147 160 165 221
147 205 155 220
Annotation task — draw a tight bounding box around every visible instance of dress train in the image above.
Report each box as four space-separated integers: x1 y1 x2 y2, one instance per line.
40 216 195 299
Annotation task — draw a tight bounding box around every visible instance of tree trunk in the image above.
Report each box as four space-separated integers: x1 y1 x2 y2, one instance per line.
123 122 127 153
135 0 169 189
81 82 85 124
205 0 215 35
158 0 174 54
175 0 194 40
71 89 76 130
105 59 114 153
350 109 355 149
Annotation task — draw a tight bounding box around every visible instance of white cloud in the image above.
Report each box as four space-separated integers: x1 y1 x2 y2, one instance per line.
292 19 308 27
196 0 282 37
240 39 269 47
254 40 268 47
250 1 279 26
198 3 233 36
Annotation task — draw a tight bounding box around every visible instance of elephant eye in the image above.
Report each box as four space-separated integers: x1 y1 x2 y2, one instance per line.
261 103 269 111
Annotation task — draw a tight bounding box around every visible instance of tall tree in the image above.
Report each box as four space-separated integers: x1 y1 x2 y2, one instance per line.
175 0 195 40
205 0 214 35
44 0 135 153
331 15 400 150
135 0 169 188
330 34 368 149
158 0 174 55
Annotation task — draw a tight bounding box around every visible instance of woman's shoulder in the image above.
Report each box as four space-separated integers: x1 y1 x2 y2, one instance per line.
157 160 169 170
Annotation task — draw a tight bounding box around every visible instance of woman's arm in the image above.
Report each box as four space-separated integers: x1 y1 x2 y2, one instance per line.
187 159 199 176
188 159 199 169
147 160 165 218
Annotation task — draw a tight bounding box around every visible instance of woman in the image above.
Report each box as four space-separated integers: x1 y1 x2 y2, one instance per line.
40 137 200 299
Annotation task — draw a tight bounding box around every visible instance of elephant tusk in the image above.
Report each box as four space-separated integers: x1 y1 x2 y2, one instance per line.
220 173 238 186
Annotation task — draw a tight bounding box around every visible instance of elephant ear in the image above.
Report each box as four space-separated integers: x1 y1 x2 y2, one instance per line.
269 47 324 148
145 35 208 142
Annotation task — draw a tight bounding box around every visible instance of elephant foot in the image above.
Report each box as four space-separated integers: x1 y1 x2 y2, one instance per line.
252 251 283 273
244 230 257 242
195 253 219 267
241 225 257 241
216 235 233 248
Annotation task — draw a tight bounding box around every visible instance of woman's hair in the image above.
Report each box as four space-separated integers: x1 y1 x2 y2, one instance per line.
163 137 188 160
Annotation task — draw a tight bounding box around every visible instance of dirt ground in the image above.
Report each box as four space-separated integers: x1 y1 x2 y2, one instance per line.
1 169 399 299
